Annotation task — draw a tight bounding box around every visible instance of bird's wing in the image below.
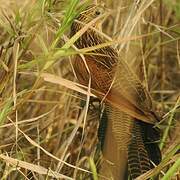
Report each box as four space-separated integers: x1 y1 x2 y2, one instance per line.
104 58 158 124
114 58 152 111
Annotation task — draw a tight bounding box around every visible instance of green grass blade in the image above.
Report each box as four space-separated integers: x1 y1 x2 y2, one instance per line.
89 157 98 180
161 158 180 180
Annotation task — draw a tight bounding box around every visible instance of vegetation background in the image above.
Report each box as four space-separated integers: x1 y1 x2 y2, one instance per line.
0 0 179 179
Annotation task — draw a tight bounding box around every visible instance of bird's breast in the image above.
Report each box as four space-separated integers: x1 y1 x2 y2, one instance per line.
73 54 116 94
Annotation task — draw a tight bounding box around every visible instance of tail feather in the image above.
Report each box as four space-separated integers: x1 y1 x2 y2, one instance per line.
128 120 161 179
140 121 162 166
128 121 151 179
98 107 108 150
97 103 161 179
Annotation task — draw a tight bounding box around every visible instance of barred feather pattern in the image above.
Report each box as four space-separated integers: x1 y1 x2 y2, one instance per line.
71 8 118 94
128 121 151 179
106 104 134 150
112 59 153 112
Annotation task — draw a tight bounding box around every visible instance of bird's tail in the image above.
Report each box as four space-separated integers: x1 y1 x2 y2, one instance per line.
128 120 161 179
97 102 161 179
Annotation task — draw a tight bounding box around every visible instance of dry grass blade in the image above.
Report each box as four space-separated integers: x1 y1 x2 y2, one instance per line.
0 154 73 180
136 143 180 180
7 117 91 174
38 72 96 97
0 0 179 179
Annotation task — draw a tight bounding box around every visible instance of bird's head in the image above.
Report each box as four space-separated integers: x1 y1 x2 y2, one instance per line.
71 4 106 35
79 5 105 22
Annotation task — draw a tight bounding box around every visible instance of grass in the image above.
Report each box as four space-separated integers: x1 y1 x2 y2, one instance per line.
0 0 179 179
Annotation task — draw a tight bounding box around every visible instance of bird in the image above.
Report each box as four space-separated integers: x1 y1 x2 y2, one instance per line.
70 4 161 180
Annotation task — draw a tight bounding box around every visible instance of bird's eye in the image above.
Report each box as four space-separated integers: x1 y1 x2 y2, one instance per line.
95 10 101 16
